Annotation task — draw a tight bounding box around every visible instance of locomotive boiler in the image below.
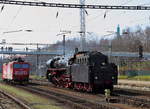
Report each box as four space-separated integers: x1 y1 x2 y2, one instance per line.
46 51 118 92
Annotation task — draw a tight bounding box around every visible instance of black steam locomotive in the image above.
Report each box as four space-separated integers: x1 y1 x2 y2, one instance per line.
46 51 118 92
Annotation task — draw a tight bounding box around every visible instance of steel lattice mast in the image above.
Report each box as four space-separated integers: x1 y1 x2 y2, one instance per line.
80 0 86 51
1 0 150 50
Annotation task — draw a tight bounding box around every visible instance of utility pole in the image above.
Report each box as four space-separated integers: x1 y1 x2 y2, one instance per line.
36 43 39 75
109 40 112 62
80 0 86 51
57 30 71 56
63 35 65 56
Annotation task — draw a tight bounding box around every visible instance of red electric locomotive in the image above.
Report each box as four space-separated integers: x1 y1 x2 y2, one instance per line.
2 57 30 83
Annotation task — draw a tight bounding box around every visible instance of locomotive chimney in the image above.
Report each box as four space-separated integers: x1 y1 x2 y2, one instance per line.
75 48 78 54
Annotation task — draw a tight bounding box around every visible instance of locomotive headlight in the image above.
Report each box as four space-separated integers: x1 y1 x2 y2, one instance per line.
102 62 105 65
94 76 98 80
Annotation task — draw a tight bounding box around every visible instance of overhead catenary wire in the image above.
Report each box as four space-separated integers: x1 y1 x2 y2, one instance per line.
54 0 134 30
9 6 23 26
123 1 150 26
1 5 4 12
55 0 150 34
0 0 149 36
0 2 25 41
86 0 150 29
87 0 135 21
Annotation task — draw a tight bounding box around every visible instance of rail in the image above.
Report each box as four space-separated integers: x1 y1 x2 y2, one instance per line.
0 90 31 109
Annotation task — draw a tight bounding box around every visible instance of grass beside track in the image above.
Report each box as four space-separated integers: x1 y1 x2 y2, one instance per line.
119 75 150 81
0 83 63 109
0 73 2 81
30 75 46 80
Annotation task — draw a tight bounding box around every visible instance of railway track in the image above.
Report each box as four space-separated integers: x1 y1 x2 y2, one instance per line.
113 92 150 109
0 89 31 109
1 79 149 109
30 78 150 96
29 84 150 109
113 87 150 108
17 85 118 109
29 79 150 109
114 86 150 96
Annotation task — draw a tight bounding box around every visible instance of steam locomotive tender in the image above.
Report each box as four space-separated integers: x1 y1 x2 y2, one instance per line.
46 51 118 92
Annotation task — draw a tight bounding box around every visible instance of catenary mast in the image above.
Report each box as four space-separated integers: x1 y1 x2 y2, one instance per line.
80 0 86 51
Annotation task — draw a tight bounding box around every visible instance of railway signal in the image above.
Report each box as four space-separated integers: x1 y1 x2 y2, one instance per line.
139 45 143 58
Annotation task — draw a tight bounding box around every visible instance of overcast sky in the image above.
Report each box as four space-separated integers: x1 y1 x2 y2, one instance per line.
0 0 150 47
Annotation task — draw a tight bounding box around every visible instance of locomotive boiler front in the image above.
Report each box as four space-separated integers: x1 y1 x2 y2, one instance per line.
89 52 117 90
46 56 72 88
46 57 68 68
91 63 116 89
